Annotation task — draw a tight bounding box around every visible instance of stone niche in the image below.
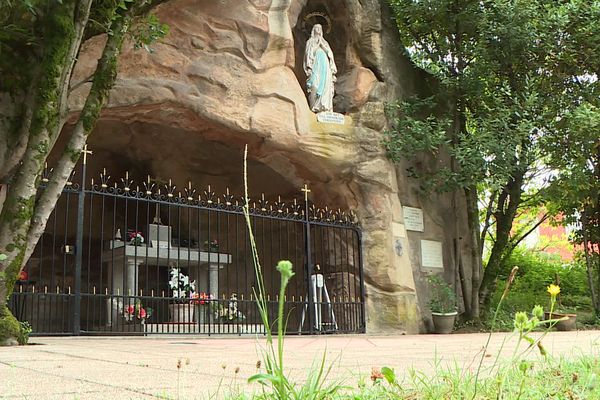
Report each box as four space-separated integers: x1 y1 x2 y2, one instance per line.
291 0 380 114
62 0 462 333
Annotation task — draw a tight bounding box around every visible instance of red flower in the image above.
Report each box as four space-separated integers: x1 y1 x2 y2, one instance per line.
126 305 135 314
191 292 211 305
200 292 211 305
128 231 143 243
18 271 28 281
138 308 147 319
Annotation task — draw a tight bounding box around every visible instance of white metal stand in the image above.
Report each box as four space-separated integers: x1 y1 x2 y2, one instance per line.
299 273 338 332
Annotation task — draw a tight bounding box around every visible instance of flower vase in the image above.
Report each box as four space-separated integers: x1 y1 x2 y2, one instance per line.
169 303 195 323
196 306 209 324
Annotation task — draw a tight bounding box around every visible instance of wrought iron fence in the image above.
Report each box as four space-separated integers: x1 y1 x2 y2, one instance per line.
9 158 365 336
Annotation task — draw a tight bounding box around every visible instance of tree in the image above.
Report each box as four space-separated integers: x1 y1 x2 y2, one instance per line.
386 0 600 317
0 0 167 344
386 0 485 319
546 103 600 314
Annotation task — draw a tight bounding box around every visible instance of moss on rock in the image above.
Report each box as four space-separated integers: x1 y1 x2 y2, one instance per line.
0 305 21 346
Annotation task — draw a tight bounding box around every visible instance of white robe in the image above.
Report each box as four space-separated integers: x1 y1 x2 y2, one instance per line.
304 35 337 112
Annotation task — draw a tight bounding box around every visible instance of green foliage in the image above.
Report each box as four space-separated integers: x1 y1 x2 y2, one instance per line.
384 96 450 161
385 0 574 193
489 248 595 328
0 0 46 91
88 0 120 33
336 355 600 400
545 103 600 251
387 0 600 312
17 321 32 345
426 275 457 313
130 13 169 52
0 304 21 345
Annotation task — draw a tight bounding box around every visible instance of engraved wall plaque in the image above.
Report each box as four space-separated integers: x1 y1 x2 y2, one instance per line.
421 240 443 269
403 207 424 232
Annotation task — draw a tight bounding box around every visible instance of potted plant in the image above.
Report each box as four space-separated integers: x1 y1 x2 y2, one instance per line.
190 292 214 324
544 284 577 331
123 300 153 324
168 268 196 323
544 310 577 331
427 275 458 334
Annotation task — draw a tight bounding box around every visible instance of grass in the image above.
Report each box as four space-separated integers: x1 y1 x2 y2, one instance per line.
211 353 600 399
341 354 600 399
181 148 600 400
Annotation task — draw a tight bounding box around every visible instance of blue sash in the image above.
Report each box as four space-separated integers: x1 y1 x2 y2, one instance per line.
307 48 328 96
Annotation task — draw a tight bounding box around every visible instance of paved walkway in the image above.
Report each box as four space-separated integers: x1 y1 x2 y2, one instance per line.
1 331 599 399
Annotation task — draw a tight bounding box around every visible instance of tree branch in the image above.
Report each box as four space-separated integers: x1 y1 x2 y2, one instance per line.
24 6 134 263
0 77 37 183
53 0 95 150
509 213 549 251
68 73 95 94
480 190 497 254
0 1 89 288
519 188 546 208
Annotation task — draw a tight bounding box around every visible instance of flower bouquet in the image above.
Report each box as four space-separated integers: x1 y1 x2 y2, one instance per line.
191 292 214 324
128 230 144 246
169 268 196 300
168 268 196 323
123 300 153 323
191 291 214 305
214 293 246 323
204 239 219 252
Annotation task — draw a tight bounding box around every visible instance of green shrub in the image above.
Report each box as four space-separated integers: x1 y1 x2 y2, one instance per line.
427 275 457 313
488 248 595 328
17 321 32 345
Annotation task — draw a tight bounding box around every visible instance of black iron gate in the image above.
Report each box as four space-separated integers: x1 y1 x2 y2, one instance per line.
9 160 365 336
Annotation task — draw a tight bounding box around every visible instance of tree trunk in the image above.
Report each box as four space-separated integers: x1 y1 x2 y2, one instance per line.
478 170 525 310
464 185 481 319
478 218 511 309
581 208 599 314
0 0 127 344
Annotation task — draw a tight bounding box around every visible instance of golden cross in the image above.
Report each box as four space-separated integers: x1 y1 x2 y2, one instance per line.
301 183 311 202
82 144 93 165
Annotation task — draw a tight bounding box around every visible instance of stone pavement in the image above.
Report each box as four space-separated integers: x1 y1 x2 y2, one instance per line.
1 331 599 399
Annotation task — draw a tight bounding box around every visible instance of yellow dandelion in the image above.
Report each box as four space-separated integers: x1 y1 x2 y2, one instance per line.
547 284 560 297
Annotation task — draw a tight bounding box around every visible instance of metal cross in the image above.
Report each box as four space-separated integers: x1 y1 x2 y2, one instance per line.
82 144 93 165
301 183 311 202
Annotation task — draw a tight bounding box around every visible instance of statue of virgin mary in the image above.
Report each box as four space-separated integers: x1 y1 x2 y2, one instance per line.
303 24 337 113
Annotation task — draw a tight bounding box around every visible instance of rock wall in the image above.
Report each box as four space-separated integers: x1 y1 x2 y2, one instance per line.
67 0 472 333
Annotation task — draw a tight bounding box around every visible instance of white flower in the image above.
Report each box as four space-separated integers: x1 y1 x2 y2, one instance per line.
168 276 179 289
172 290 180 298
181 275 189 286
189 280 196 291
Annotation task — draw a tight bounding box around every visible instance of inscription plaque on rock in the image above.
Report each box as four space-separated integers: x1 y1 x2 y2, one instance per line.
403 206 424 232
316 111 345 125
392 222 406 238
421 240 443 269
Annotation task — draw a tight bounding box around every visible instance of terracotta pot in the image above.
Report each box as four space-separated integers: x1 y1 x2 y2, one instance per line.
544 311 577 331
431 311 457 334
